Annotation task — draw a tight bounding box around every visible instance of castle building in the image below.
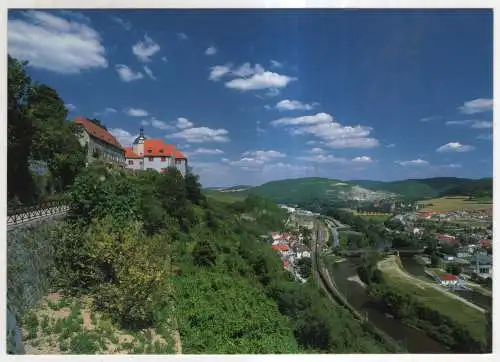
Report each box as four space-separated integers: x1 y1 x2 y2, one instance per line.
74 117 125 166
124 127 188 175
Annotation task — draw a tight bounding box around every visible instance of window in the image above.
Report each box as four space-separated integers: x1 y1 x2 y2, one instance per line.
139 161 143 165
148 156 154 161
161 157 166 162
128 160 133 165
160 149 164 153
148 149 152 153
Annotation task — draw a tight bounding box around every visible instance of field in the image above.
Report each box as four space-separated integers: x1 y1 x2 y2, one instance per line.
204 189 246 203
378 256 487 341
419 196 492 212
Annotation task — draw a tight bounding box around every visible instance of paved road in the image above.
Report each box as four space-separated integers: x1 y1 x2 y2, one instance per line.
7 206 69 230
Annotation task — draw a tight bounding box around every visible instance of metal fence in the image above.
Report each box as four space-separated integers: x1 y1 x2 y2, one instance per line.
7 200 69 227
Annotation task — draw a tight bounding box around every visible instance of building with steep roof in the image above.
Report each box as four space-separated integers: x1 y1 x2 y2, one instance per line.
74 117 125 166
124 127 188 175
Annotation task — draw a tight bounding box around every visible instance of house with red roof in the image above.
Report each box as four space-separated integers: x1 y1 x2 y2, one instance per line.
124 127 188 175
74 117 125 166
272 244 290 252
437 274 458 287
479 239 492 248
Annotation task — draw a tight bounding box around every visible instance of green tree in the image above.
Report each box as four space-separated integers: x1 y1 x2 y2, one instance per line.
297 257 312 279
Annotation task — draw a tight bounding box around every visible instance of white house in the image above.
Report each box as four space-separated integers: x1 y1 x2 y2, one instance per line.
124 127 187 175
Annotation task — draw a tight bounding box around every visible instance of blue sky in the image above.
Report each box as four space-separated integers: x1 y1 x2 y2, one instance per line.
8 9 493 187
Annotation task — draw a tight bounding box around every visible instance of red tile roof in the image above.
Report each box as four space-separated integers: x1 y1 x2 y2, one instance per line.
440 274 457 281
124 147 142 159
272 245 289 252
124 139 187 159
283 260 289 268
480 239 492 247
75 117 123 150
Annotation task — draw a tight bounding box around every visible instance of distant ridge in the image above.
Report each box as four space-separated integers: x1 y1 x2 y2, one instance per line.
206 177 492 204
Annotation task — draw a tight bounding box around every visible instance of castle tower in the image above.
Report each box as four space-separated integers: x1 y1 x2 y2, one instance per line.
132 127 146 155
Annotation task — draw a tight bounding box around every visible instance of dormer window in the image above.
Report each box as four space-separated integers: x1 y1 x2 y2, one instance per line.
148 149 152 153
160 149 164 153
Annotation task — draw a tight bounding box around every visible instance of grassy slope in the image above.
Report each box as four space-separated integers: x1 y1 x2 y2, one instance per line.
419 196 492 212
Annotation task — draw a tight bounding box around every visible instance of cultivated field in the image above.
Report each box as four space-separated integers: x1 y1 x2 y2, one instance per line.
419 196 492 212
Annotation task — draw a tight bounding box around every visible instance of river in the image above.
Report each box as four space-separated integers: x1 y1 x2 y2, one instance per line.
399 256 492 310
329 257 449 353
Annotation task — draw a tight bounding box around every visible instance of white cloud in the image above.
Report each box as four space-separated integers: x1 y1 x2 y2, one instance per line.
419 116 441 122
446 119 492 129
209 64 232 81
169 127 230 143
65 103 76 110
276 99 318 111
458 98 493 114
272 112 378 149
297 154 346 164
444 163 462 168
309 148 326 154
124 108 149 117
132 35 160 62
271 112 333 126
226 149 286 169
396 159 429 166
111 16 131 30
150 118 174 131
436 142 475 153
209 62 296 92
256 120 266 136
115 64 144 82
205 46 217 55
385 143 396 148
94 107 117 116
177 32 188 40
351 156 373 163
190 148 224 155
270 60 283 68
140 120 150 126
109 128 138 147
161 56 168 62
59 11 90 23
143 65 156 80
176 117 194 129
243 150 286 160
8 10 107 74
225 71 296 91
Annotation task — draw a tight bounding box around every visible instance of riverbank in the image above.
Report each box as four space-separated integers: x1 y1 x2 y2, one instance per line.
377 256 487 343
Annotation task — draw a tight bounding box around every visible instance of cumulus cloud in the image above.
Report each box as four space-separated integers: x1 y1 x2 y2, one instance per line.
276 99 318 112
109 128 138 147
396 159 429 166
477 134 492 141
124 108 148 117
436 142 475 153
8 10 107 74
143 65 156 80
458 98 493 114
226 150 286 170
176 117 194 129
419 116 441 122
297 154 346 164
225 71 296 91
209 64 232 81
272 112 379 149
65 103 76 110
351 156 373 163
177 32 188 40
150 118 174 131
169 127 230 143
209 62 296 92
132 35 160 62
271 112 333 126
115 64 144 82
140 120 150 126
205 46 217 55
